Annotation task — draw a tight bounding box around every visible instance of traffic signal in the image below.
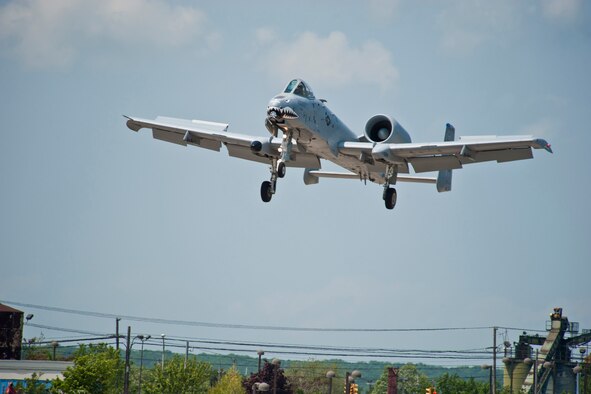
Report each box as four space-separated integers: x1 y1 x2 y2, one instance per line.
350 383 358 394
426 388 432 394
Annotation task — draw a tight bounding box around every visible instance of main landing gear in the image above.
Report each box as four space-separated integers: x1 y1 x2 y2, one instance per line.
260 130 294 202
383 165 398 210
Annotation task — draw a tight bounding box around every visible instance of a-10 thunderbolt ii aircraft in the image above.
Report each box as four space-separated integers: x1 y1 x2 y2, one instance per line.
125 78 552 210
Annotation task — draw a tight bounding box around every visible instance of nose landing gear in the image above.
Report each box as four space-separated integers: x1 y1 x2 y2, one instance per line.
259 131 294 203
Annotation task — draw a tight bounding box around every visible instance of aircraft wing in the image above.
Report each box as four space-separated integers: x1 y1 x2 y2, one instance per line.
339 135 552 173
125 116 321 168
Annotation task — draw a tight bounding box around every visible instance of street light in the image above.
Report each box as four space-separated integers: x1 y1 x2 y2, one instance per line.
524 350 539 394
579 348 587 394
326 370 335 394
482 364 492 394
574 364 582 394
51 341 59 361
272 358 280 394
137 335 151 394
161 334 166 372
345 370 361 394
503 356 514 394
257 350 265 374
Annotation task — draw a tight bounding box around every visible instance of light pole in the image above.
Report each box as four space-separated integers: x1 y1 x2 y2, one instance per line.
123 326 131 394
574 364 582 394
524 349 539 394
482 364 492 394
272 358 280 394
326 370 335 394
503 357 514 394
161 334 166 372
502 340 513 394
50 341 59 360
345 370 361 394
492 326 498 394
580 348 588 394
257 350 265 374
137 334 150 394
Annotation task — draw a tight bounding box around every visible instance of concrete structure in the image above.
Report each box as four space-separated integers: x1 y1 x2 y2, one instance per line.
0 359 73 392
502 308 591 394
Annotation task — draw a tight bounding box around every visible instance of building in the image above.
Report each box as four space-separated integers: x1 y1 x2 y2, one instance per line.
0 304 23 360
0 359 73 392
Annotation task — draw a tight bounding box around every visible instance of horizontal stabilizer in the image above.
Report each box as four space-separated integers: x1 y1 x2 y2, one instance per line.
303 170 436 185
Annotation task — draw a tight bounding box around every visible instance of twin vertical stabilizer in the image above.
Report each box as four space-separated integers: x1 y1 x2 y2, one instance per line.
436 123 454 192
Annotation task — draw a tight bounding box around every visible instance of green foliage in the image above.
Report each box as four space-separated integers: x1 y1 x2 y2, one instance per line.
141 355 212 394
208 366 246 394
284 360 339 394
50 343 122 394
369 364 431 394
435 372 489 394
14 373 51 394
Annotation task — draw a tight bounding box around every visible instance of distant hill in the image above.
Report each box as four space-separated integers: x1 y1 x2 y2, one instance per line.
32 345 492 385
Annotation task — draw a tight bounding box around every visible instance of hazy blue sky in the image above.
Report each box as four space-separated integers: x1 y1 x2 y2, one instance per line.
1 0 589 366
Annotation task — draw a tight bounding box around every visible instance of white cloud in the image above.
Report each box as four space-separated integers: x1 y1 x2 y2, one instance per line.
0 0 212 69
256 30 398 90
540 0 582 22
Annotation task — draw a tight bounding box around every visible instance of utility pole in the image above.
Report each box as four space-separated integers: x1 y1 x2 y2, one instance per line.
185 341 189 370
116 318 121 351
161 334 166 372
123 326 131 394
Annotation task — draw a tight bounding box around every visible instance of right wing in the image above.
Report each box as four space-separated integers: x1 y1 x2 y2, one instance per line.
124 115 321 168
339 135 552 173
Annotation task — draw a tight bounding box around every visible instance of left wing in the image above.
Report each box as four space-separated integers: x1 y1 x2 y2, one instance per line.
125 116 321 168
339 135 552 173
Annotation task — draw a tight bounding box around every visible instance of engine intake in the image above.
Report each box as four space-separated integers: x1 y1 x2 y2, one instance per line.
365 115 412 144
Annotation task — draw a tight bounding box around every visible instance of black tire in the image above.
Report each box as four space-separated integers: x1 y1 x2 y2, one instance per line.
384 188 397 210
277 162 286 178
260 181 273 203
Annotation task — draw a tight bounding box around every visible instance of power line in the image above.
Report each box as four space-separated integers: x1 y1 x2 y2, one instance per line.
2 300 543 333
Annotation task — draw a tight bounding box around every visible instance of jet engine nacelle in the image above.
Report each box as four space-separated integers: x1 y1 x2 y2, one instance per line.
365 114 412 144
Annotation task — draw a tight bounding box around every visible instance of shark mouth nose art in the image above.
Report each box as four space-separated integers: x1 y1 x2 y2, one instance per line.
267 106 298 120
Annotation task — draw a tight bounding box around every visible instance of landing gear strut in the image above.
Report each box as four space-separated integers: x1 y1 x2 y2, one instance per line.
260 131 293 203
383 165 398 210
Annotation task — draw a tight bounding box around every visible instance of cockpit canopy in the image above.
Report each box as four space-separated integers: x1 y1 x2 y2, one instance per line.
284 79 315 99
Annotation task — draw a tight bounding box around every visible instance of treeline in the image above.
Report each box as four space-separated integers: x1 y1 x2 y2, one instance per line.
24 343 490 385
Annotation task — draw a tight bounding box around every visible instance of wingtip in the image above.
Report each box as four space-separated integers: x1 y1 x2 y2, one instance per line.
535 138 553 154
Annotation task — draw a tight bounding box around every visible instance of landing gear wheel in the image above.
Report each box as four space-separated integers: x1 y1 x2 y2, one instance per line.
260 181 273 203
277 162 286 178
384 187 397 210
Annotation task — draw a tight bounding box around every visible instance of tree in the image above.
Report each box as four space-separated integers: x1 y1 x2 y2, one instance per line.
436 372 489 394
15 372 51 394
141 355 212 394
50 343 122 394
243 361 292 394
284 360 338 394
208 366 246 394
